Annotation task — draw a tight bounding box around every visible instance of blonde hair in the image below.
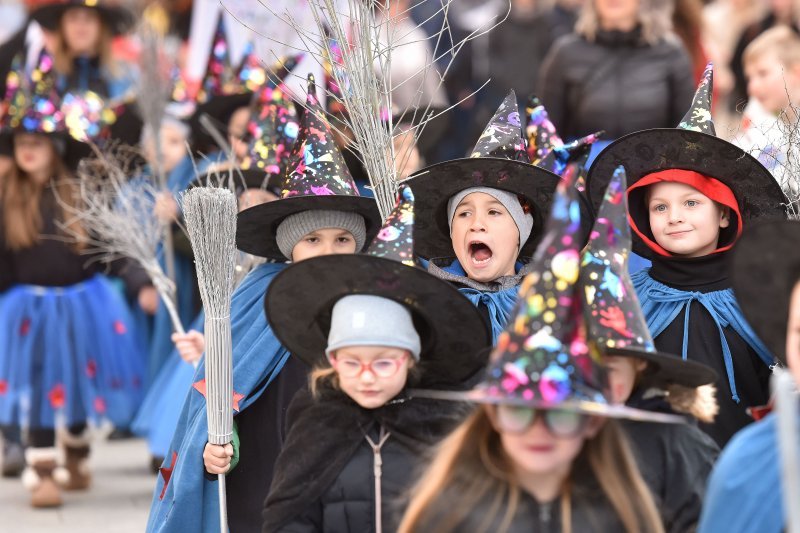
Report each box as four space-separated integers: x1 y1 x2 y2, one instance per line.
1 137 84 250
398 408 664 533
576 0 675 45
743 26 800 70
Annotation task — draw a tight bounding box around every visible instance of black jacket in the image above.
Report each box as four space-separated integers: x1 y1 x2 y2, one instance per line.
263 386 469 532
622 417 720 533
538 29 694 140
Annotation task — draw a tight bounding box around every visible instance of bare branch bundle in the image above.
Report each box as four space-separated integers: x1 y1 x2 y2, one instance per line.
182 186 238 533
56 144 185 335
235 0 509 219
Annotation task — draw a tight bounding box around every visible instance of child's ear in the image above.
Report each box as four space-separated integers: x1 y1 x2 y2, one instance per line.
719 206 731 229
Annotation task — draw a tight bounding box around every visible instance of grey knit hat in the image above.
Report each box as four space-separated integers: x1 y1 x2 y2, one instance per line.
325 294 421 360
446 186 533 245
276 209 367 260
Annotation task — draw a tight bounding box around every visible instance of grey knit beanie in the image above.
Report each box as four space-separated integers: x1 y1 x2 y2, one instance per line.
326 294 421 360
447 187 533 245
276 209 367 260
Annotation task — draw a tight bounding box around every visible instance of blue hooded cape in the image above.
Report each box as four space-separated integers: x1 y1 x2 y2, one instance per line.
699 407 799 533
146 262 289 532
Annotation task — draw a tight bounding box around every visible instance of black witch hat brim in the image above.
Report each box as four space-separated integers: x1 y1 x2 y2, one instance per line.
0 129 91 171
188 166 281 194
731 220 800 365
264 254 492 386
403 157 561 260
31 2 135 35
236 195 382 259
605 346 718 388
587 128 788 259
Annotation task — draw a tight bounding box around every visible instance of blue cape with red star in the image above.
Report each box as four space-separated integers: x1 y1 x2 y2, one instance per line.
146 262 288 532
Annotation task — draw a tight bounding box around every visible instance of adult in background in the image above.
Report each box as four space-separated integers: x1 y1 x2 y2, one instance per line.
538 0 694 142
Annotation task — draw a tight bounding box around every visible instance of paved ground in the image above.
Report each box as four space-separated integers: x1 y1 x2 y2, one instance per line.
0 437 156 532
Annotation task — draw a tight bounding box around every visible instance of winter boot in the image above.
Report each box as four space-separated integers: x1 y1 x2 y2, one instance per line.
2 438 25 477
57 427 91 491
22 448 63 508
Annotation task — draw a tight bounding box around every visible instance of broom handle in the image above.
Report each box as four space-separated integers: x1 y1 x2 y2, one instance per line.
218 473 227 533
775 370 800 533
153 124 177 285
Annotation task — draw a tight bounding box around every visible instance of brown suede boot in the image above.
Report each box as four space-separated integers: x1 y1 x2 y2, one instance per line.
22 448 63 509
57 428 91 491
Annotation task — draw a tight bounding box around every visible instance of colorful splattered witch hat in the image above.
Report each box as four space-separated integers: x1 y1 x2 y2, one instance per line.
415 168 681 422
731 220 800 366
587 63 787 259
580 166 716 388
405 90 561 260
31 0 135 36
265 185 491 386
525 95 602 177
236 74 381 259
0 52 89 168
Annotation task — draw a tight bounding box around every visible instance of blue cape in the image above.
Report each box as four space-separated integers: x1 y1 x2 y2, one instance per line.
699 407 799 533
146 262 289 532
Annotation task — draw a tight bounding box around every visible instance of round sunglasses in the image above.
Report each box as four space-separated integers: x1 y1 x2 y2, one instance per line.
493 405 589 438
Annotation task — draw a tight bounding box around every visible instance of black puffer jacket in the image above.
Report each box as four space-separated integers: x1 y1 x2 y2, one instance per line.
537 28 695 140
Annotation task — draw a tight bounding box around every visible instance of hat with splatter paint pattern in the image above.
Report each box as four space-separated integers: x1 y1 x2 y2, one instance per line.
588 62 787 259
404 90 562 260
236 74 381 259
264 184 492 386
579 166 716 388
411 168 682 421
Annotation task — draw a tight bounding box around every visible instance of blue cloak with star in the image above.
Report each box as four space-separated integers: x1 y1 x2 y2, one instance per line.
146 262 289 532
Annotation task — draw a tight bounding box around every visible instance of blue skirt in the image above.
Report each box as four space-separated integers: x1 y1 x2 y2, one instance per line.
0 275 145 429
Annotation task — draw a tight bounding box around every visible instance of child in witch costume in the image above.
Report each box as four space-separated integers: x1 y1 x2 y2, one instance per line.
699 220 800 533
0 59 148 508
405 91 565 340
580 166 721 532
146 74 381 533
586 63 788 447
398 165 674 533
260 185 491 532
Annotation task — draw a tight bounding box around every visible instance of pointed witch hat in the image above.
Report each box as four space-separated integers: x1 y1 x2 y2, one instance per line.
587 63 787 259
405 90 561 260
235 74 381 259
264 185 491 386
0 51 90 168
525 95 603 177
413 168 681 421
31 0 135 36
579 166 716 387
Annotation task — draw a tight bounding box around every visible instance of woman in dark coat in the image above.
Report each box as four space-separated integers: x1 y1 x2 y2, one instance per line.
538 0 695 141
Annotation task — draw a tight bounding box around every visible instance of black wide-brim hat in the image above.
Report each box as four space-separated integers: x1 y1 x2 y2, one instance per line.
404 157 561 260
189 165 281 195
587 129 788 258
607 346 717 388
0 129 91 171
264 254 492 387
190 93 252 148
236 194 381 259
32 0 136 36
731 220 800 365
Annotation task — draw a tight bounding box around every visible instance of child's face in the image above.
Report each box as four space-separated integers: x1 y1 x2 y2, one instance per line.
491 405 602 479
785 279 800 385
450 192 520 283
290 228 358 262
330 346 412 409
159 124 188 175
238 188 277 212
60 7 102 56
228 107 251 162
745 53 794 114
14 133 56 183
647 181 730 258
604 355 647 403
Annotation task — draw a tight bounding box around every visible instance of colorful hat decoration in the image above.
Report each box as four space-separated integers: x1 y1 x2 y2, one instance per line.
525 95 603 176
264 185 491 386
235 74 381 259
196 15 237 106
414 166 681 422
242 85 299 181
580 166 716 388
31 0 136 36
587 62 787 259
323 36 348 115
405 89 561 260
